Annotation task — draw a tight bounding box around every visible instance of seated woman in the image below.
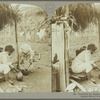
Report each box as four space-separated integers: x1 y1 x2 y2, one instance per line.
71 44 97 79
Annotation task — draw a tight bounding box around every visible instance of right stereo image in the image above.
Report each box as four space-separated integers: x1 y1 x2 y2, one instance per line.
52 3 100 92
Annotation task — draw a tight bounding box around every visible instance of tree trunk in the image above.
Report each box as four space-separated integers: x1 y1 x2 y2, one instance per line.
15 20 19 69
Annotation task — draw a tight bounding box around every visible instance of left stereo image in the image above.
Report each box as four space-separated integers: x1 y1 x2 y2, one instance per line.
0 4 51 92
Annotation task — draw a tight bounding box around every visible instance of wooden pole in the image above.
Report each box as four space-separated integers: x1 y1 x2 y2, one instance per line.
15 20 20 69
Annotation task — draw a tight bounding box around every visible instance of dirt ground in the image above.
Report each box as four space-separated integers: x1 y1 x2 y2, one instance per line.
69 33 100 92
0 35 51 92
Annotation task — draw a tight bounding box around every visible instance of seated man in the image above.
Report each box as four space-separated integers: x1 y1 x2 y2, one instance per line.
71 44 97 79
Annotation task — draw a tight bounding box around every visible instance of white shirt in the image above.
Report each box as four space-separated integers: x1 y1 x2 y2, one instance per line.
0 64 10 74
71 50 95 73
0 52 11 74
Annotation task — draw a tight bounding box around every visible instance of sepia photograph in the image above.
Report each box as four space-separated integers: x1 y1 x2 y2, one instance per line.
1 0 100 99
52 3 100 92
0 3 51 92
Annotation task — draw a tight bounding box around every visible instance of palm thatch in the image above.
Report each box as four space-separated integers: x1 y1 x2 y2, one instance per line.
0 4 21 30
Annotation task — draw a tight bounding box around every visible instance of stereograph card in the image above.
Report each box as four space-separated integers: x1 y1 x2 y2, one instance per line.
0 0 99 99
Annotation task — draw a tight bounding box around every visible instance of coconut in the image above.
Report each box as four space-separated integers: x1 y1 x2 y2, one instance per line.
16 71 23 81
21 69 29 76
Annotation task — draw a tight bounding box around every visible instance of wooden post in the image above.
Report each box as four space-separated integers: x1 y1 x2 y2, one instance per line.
15 20 20 69
52 22 66 92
